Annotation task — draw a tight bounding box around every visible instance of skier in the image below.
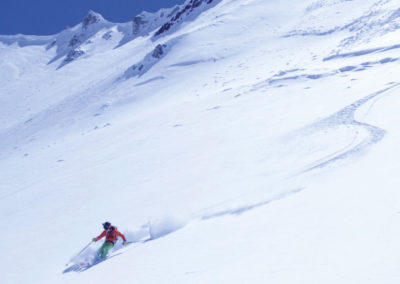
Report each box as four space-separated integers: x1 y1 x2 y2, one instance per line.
92 222 127 258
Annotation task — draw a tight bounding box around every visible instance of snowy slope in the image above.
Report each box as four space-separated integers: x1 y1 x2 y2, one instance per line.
1 0 400 283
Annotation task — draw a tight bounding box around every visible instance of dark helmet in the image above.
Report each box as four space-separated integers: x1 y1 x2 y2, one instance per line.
102 222 111 230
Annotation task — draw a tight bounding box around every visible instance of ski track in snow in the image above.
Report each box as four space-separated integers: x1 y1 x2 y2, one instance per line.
190 85 399 221
61 76 400 275
201 187 305 220
300 83 400 173
63 185 307 274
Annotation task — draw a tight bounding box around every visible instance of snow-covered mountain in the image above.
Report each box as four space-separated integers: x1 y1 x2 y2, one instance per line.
1 0 400 283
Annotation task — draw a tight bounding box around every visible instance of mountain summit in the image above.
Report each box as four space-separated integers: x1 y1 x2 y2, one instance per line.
82 10 107 30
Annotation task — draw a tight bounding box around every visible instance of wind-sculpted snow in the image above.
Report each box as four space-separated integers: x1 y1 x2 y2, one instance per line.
305 0 357 12
287 0 400 51
169 58 218 67
285 0 372 38
338 1 400 49
255 55 399 87
324 43 400 61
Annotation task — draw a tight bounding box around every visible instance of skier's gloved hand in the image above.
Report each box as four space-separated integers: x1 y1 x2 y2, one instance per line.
92 238 97 242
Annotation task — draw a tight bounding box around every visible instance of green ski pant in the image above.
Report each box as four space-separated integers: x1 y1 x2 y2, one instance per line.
98 241 114 258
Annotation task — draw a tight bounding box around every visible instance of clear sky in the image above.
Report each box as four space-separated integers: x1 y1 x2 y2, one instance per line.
0 0 186 35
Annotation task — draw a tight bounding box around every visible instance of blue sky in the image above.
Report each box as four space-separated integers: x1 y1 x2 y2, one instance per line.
0 0 185 35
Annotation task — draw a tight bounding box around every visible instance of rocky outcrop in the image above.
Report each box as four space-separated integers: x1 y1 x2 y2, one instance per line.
57 49 85 69
154 0 221 37
124 36 183 79
117 7 181 47
124 43 169 78
47 11 114 68
82 10 104 30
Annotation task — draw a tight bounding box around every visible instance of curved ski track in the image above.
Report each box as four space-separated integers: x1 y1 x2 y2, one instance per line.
301 83 400 173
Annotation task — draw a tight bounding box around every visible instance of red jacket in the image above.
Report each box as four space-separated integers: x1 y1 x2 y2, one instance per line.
95 226 126 243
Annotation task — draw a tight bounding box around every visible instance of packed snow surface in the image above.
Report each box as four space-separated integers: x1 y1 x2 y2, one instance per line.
1 0 400 283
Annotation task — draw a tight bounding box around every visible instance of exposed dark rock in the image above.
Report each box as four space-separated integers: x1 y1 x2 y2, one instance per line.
155 0 217 37
82 11 102 30
47 40 57 50
152 44 167 59
59 49 85 68
68 35 80 47
102 31 113 40
132 15 149 34
124 38 180 79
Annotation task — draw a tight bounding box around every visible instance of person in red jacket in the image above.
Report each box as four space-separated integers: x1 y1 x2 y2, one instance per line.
92 222 127 258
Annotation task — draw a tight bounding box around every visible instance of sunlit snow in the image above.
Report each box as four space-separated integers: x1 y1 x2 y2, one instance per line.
1 0 400 283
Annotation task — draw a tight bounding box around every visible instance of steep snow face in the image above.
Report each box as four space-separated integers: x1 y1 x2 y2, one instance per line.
1 0 400 283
